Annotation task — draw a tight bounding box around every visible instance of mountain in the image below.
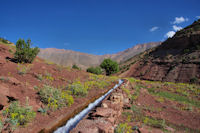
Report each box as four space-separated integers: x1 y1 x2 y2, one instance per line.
119 19 200 84
38 42 161 69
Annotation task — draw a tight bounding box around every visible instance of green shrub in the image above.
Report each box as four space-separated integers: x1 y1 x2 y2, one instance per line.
115 123 132 133
86 66 102 75
72 64 80 70
8 49 13 53
190 77 199 84
100 58 119 75
14 39 40 63
143 117 166 129
17 63 32 75
36 74 43 81
0 76 9 82
39 85 74 110
44 71 54 81
0 37 9 44
0 118 3 132
86 74 113 89
2 101 36 130
37 107 47 114
67 81 88 97
149 90 200 108
183 49 190 54
84 80 109 90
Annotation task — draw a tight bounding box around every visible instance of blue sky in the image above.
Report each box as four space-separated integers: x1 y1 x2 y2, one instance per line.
0 0 199 55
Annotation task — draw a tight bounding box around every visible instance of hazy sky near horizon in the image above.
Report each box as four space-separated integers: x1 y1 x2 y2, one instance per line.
1 0 199 55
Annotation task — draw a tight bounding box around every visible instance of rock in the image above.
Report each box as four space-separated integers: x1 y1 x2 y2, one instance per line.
0 84 9 108
93 108 115 118
42 66 46 69
0 57 5 65
123 98 129 104
140 88 148 93
123 103 131 109
0 84 9 96
8 77 21 85
110 93 123 105
78 127 99 133
97 122 114 133
102 103 108 108
106 117 115 124
139 127 151 133
0 94 8 108
165 126 175 132
9 91 17 100
0 84 17 103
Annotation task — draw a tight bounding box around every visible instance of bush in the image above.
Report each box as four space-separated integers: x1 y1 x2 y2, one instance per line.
0 118 3 132
2 101 36 130
37 107 47 114
115 123 132 133
84 80 109 90
143 117 166 129
14 39 40 63
183 49 190 54
17 63 32 75
72 64 80 70
190 77 199 84
67 81 88 97
84 74 116 90
86 66 102 75
39 85 74 110
0 37 9 44
36 74 43 81
100 58 119 75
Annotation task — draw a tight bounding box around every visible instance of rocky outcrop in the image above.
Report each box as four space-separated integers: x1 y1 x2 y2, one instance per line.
71 80 129 133
122 61 200 83
0 82 18 110
120 19 200 84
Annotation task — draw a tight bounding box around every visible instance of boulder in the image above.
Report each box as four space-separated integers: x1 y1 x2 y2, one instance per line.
78 127 99 133
97 122 114 133
102 103 108 108
110 93 123 106
92 108 115 118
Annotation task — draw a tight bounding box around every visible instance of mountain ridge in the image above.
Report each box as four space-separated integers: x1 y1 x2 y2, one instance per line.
38 42 161 69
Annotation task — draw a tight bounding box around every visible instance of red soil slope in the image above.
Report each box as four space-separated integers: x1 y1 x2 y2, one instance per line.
0 43 117 133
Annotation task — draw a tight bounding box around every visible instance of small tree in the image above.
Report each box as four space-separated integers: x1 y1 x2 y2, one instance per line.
0 37 8 44
72 64 80 70
14 39 39 63
86 66 102 75
100 58 119 75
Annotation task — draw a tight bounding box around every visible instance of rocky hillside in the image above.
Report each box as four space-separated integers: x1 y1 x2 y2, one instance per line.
38 42 161 69
120 19 200 84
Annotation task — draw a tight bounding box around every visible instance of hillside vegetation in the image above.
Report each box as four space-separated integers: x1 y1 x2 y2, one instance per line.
0 40 118 133
116 78 200 132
